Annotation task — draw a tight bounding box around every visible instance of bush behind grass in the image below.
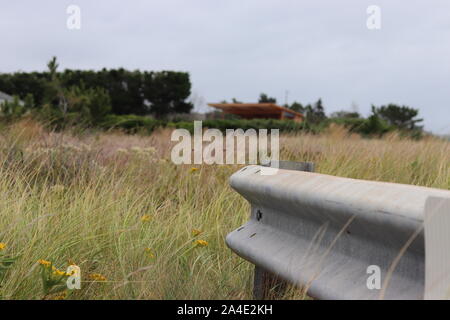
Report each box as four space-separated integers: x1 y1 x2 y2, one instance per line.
100 114 423 138
100 115 310 134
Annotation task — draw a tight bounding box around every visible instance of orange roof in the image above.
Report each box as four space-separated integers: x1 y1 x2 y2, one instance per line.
208 103 304 117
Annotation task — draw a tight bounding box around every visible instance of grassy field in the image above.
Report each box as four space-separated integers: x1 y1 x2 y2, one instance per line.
0 120 448 300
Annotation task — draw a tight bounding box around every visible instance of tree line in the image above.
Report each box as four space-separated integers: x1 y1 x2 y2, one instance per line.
0 57 193 125
0 57 425 137
220 92 424 137
259 93 423 136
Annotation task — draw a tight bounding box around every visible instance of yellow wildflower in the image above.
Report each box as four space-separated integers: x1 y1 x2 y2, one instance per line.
38 259 51 267
0 243 6 251
52 268 66 277
195 240 208 247
52 292 67 300
145 248 156 259
141 214 152 222
89 273 107 282
192 229 202 237
190 167 199 173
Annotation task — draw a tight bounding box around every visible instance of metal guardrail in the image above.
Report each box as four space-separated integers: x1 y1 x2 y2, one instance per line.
226 162 450 300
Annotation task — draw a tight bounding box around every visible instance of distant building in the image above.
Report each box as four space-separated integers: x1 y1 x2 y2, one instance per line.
0 91 24 108
208 103 304 122
0 91 15 105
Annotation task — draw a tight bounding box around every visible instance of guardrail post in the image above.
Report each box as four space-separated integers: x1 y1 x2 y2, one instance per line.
253 266 287 300
253 161 315 300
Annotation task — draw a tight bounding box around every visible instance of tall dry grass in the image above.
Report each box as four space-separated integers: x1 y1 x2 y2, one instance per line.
0 120 448 299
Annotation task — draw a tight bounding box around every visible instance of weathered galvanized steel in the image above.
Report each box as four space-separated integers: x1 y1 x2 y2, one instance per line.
226 165 450 300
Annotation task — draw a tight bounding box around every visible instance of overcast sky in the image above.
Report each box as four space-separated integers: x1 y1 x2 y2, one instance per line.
1 1 449 133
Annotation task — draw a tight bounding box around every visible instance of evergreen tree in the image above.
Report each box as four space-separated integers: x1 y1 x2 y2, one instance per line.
258 93 277 104
289 101 304 113
372 104 423 130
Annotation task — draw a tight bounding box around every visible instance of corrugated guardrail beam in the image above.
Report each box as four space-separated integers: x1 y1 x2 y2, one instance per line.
226 164 450 300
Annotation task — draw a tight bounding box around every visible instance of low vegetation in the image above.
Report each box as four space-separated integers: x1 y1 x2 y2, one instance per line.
0 120 447 299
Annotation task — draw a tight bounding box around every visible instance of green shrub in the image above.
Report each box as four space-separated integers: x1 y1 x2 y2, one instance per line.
37 84 112 129
62 84 112 125
100 117 312 135
100 114 163 133
357 115 392 136
329 116 394 137
169 119 308 133
328 117 367 132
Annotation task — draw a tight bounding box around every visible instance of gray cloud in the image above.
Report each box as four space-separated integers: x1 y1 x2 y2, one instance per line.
1 0 449 133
